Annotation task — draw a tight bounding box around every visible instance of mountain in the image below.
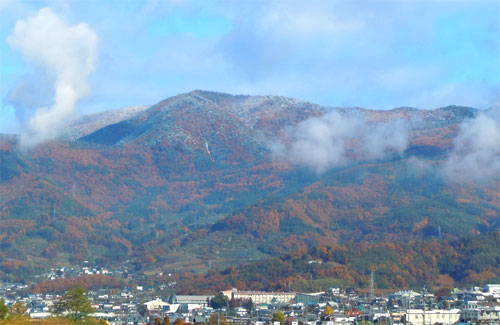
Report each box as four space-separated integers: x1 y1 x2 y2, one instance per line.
0 90 497 286
59 105 150 140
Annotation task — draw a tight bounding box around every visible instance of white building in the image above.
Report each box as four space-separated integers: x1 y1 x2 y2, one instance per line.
405 309 460 325
389 290 421 300
175 295 212 306
173 295 213 311
484 284 500 297
221 288 296 304
461 306 500 323
143 298 169 312
29 312 51 319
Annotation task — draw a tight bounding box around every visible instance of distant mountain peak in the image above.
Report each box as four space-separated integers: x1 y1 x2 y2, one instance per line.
75 92 480 149
59 105 150 140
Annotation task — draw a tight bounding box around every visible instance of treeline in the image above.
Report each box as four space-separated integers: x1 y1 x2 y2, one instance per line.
32 274 127 294
174 232 499 294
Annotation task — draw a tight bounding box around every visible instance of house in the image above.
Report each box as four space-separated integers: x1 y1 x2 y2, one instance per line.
234 307 247 316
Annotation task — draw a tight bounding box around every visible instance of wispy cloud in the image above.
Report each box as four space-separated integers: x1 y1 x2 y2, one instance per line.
258 1 364 40
270 111 410 173
442 108 500 183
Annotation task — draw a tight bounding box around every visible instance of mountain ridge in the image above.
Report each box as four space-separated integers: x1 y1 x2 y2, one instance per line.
0 91 497 284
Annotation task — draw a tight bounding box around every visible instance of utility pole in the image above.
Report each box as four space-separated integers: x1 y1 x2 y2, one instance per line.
422 286 427 325
370 270 375 300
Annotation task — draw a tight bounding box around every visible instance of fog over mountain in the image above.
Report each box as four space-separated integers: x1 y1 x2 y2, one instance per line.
442 108 500 182
270 111 411 173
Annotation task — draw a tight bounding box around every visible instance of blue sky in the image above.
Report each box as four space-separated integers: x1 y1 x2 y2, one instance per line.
1 0 499 134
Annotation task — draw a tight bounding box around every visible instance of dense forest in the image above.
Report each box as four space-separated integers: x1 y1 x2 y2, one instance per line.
170 232 499 294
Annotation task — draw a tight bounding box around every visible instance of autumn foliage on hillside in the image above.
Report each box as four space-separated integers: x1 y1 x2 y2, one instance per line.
32 274 126 294
172 232 499 294
213 161 499 247
0 93 497 283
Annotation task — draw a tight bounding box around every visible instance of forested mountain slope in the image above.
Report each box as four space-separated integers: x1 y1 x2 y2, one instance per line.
0 91 497 284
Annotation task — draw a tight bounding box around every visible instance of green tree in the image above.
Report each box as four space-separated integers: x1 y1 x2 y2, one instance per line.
54 286 94 319
272 311 285 324
0 299 8 320
209 292 229 309
243 298 253 312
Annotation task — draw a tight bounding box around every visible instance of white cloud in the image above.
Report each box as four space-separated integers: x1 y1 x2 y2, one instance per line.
271 107 500 183
259 1 364 40
270 111 410 173
7 7 98 149
405 156 434 176
442 108 500 182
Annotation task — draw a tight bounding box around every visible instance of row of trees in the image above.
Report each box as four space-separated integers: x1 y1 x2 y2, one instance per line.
0 286 105 325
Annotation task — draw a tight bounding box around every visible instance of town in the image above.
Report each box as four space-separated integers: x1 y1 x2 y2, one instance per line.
0 265 499 325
